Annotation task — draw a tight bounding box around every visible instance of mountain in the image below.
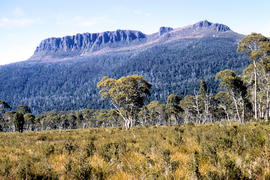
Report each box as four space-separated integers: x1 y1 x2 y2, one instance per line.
30 20 234 61
0 20 249 114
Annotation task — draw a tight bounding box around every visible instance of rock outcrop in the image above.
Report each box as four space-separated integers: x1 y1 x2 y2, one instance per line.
192 20 231 32
159 27 173 36
30 20 233 60
32 30 146 59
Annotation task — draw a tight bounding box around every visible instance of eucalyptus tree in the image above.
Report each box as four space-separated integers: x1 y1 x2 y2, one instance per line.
198 80 213 123
259 41 270 119
166 94 183 125
237 33 270 119
24 113 36 131
3 111 16 132
14 112 24 133
243 61 270 119
148 100 166 126
180 95 198 124
216 70 249 123
97 75 151 129
17 105 31 114
0 100 11 131
16 105 36 131
215 91 233 121
0 100 11 115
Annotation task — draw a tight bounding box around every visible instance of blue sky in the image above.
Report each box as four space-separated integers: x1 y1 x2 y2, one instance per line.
0 0 269 65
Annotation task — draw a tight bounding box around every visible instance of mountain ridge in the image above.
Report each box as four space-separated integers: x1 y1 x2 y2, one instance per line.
30 20 237 61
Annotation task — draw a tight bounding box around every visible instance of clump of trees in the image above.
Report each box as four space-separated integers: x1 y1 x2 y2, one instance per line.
238 33 270 119
0 101 35 133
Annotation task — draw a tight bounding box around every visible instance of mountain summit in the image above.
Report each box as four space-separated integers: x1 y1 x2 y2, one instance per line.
192 20 231 32
30 20 235 61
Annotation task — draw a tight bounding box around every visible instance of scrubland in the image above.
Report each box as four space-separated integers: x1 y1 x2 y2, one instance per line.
0 122 270 179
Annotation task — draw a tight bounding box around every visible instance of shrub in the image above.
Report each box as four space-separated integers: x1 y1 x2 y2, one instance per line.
84 141 96 157
71 157 94 180
43 143 55 156
99 141 127 162
16 158 35 179
0 156 12 177
64 139 77 154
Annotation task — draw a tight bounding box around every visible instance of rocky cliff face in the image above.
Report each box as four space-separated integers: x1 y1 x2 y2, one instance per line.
31 30 146 59
191 20 231 32
159 27 173 36
30 20 234 60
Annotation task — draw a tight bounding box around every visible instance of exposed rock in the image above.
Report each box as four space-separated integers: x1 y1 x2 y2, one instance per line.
192 20 231 32
159 26 173 36
31 20 233 60
32 30 146 59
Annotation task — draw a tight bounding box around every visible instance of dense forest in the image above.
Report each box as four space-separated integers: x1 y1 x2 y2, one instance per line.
0 33 249 114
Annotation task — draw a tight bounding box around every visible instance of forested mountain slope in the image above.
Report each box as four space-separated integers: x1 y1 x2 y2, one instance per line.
0 20 249 114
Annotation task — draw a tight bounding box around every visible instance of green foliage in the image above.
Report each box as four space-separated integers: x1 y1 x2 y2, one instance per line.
24 113 36 131
147 100 166 125
98 75 151 108
237 33 269 60
216 69 251 123
199 80 208 95
13 112 24 133
98 74 151 129
17 105 31 114
0 100 11 113
166 94 183 125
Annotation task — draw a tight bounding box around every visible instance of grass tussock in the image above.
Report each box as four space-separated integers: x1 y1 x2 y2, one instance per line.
1 122 270 179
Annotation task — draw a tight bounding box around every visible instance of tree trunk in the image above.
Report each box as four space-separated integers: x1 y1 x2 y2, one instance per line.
111 101 131 130
221 105 230 121
203 93 211 124
254 60 258 119
241 98 245 124
232 92 241 123
224 107 230 121
194 94 201 124
266 87 270 120
258 97 262 118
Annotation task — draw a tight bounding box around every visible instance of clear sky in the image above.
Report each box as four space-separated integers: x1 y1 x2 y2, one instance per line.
0 0 269 65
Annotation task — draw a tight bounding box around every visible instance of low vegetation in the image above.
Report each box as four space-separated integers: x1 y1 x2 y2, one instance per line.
1 122 270 179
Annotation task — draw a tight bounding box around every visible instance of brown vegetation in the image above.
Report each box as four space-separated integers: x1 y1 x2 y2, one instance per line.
1 122 270 179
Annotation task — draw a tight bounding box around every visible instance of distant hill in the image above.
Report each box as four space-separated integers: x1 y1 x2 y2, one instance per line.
0 20 249 114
